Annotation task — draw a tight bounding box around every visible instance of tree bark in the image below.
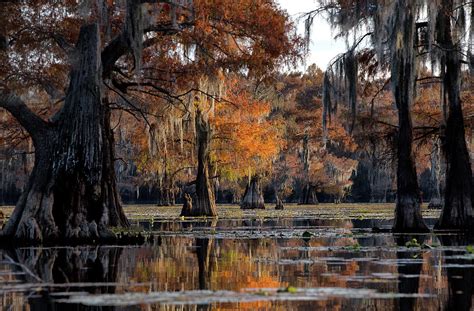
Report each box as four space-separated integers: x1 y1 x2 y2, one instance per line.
299 183 319 205
1 24 129 244
275 194 284 210
192 109 217 216
391 0 428 233
157 171 175 206
428 141 443 209
241 176 265 209
435 0 474 230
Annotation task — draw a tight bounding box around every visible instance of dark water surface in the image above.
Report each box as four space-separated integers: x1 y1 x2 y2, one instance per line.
1 204 473 310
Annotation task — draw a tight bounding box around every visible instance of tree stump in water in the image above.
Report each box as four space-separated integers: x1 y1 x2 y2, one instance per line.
299 184 319 205
241 176 265 209
180 193 193 217
275 196 284 210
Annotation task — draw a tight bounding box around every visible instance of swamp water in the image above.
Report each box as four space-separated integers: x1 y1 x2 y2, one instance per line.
0 204 473 310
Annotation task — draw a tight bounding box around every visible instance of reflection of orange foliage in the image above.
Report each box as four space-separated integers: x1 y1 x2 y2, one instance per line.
244 275 284 289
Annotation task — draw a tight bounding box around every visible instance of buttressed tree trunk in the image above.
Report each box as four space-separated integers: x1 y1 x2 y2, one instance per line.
193 109 217 216
241 176 265 209
435 0 474 230
390 0 428 232
0 24 129 243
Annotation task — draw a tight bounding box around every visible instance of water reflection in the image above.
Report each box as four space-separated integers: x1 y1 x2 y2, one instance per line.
1 217 474 310
2 247 122 310
440 235 474 311
395 235 425 311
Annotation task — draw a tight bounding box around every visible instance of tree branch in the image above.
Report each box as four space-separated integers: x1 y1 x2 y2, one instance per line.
0 92 49 142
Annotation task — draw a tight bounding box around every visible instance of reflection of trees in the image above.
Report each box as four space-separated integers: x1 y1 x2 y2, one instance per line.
194 219 217 290
394 235 426 311
4 247 122 310
196 238 213 290
440 235 474 311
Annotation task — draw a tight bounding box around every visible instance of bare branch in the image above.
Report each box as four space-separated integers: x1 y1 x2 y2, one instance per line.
0 92 50 143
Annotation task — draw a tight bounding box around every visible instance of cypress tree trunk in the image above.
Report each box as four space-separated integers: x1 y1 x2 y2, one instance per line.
192 109 217 216
275 194 284 210
299 183 319 205
1 24 129 243
428 141 443 209
298 133 319 205
391 0 428 232
241 176 265 209
435 0 474 230
157 172 175 206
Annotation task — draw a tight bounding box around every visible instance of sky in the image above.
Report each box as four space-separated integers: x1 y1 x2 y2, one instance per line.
276 0 346 71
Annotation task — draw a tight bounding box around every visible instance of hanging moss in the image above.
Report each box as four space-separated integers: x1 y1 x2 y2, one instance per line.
125 0 147 74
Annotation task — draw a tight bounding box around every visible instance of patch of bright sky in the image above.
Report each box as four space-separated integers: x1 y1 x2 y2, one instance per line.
276 0 347 71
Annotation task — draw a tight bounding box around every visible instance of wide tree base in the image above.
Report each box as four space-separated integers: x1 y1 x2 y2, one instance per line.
392 196 430 233
240 176 265 209
0 24 130 245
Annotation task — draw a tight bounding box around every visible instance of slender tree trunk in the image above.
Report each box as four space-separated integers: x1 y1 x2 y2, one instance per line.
435 0 474 230
241 175 265 209
1 24 129 244
192 109 217 216
391 0 428 232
